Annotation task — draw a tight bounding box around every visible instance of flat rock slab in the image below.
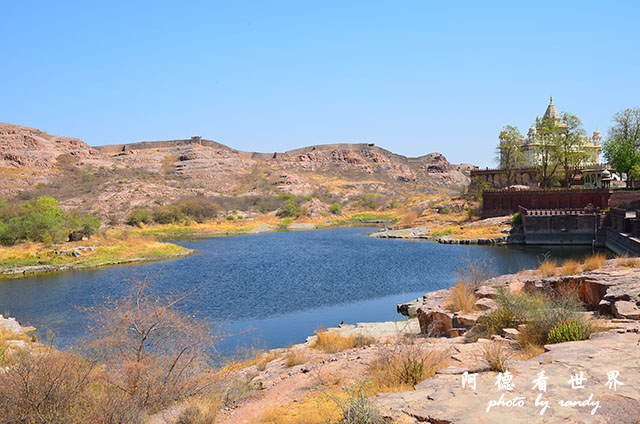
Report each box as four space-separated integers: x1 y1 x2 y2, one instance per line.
375 331 640 423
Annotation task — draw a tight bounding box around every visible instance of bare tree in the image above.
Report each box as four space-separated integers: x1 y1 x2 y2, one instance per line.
84 278 221 413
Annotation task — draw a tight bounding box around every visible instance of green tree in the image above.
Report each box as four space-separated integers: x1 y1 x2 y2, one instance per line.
557 113 589 187
603 138 640 188
496 125 525 187
329 203 341 215
609 108 640 146
534 118 562 188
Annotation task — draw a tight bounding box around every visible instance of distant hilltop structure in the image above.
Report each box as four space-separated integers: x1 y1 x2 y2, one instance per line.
520 96 602 166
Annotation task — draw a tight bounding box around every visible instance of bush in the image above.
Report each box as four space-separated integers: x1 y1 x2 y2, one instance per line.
547 320 592 344
276 198 307 218
368 342 447 391
0 350 98 424
127 208 151 227
329 203 342 215
510 212 522 226
176 405 216 424
332 384 389 424
0 196 101 245
482 341 510 372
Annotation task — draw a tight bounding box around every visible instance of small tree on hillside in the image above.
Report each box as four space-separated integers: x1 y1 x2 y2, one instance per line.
496 125 525 187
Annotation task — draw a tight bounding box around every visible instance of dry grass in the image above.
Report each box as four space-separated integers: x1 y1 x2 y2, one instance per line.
617 254 640 268
446 282 477 313
368 343 448 393
0 235 190 269
311 329 374 354
259 392 342 424
397 211 419 227
513 343 545 361
582 253 608 271
482 341 511 372
284 349 308 368
558 259 581 276
219 350 281 374
536 260 558 277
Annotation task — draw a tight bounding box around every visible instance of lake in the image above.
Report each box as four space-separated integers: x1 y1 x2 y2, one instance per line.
0 227 599 355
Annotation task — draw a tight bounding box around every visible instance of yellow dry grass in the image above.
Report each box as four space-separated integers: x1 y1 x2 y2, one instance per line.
536 260 558 277
368 347 448 393
284 350 308 368
582 253 607 271
258 392 342 424
310 329 374 354
617 254 640 268
558 259 581 275
0 235 189 269
446 282 477 313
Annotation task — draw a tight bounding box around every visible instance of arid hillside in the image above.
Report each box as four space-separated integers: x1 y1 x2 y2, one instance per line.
0 123 472 221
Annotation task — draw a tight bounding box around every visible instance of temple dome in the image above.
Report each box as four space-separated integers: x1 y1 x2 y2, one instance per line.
543 96 561 121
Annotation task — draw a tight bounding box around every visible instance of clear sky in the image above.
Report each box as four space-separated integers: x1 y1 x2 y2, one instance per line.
2 1 639 167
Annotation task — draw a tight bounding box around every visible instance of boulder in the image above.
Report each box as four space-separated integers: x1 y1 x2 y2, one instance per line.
416 307 453 336
68 230 85 242
613 300 640 320
475 285 498 299
397 298 422 317
474 297 497 311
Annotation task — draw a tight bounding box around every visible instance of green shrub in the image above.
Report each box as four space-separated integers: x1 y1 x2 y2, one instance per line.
329 203 342 215
510 212 522 226
127 209 151 227
0 196 100 245
276 198 307 218
547 320 592 344
430 228 453 237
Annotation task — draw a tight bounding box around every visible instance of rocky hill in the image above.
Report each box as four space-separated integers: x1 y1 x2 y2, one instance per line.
0 123 472 220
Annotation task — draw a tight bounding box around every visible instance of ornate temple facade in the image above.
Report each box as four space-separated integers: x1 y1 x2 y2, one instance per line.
520 97 602 166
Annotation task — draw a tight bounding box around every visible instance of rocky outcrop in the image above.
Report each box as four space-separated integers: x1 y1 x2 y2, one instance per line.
375 331 640 423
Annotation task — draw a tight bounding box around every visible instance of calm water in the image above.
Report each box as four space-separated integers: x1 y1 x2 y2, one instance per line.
0 228 598 354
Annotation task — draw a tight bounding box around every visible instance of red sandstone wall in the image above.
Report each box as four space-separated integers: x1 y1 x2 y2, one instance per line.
482 189 611 218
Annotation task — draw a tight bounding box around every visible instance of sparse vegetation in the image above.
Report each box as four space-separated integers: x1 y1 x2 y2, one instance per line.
368 342 447 392
311 329 374 353
582 253 607 271
329 203 342 215
446 282 477 313
284 349 308 368
559 259 581 275
482 341 510 372
536 260 558 277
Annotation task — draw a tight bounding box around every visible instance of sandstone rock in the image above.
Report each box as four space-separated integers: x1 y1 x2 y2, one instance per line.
613 300 640 319
503 328 520 340
417 308 453 336
475 297 498 311
475 285 499 299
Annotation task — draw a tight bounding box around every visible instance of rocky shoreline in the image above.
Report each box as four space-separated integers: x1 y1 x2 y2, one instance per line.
0 251 192 280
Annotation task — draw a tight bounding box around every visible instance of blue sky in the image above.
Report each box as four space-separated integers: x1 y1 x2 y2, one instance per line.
2 1 639 167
